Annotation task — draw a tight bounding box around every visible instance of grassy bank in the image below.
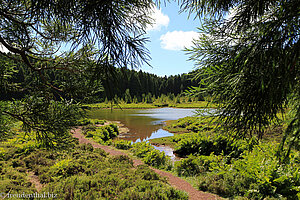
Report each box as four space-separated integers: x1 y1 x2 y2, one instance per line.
150 116 216 148
85 102 157 109
84 101 216 109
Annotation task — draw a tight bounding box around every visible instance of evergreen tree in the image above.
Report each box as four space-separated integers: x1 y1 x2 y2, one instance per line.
0 0 153 146
184 0 299 158
124 89 132 104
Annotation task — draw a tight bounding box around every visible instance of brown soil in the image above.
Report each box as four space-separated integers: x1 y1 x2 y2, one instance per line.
72 127 221 200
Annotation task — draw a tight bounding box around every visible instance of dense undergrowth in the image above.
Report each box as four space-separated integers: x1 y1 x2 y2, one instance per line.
3 114 298 199
74 116 300 199
0 128 188 199
150 116 300 199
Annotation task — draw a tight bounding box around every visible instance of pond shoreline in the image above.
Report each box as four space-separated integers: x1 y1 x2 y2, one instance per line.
84 101 216 110
88 107 199 142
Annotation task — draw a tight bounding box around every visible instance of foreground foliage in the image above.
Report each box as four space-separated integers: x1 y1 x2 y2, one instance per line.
153 116 300 199
186 0 300 158
195 144 300 199
0 0 154 146
0 130 188 199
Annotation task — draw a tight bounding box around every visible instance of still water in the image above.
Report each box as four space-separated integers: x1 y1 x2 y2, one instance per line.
89 107 197 142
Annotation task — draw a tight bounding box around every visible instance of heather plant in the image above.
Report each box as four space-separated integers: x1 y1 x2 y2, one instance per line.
113 140 133 150
0 136 187 199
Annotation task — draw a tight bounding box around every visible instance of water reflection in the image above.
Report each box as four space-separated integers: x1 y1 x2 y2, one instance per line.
135 129 174 143
89 108 197 142
152 145 180 161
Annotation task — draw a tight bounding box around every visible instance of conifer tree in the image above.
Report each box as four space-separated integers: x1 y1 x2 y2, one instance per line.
0 0 153 146
183 0 299 158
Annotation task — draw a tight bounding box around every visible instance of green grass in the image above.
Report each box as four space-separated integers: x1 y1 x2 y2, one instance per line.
169 101 217 108
84 101 216 109
84 102 157 109
150 116 217 147
149 136 178 148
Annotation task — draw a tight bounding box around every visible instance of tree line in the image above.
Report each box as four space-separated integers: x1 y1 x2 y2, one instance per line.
100 68 202 103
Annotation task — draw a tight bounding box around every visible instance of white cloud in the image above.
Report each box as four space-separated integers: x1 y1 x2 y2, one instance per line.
0 44 9 53
160 31 198 51
146 7 169 32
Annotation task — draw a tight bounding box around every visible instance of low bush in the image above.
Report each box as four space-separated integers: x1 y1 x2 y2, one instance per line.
165 116 214 133
77 118 106 126
0 164 35 194
113 140 132 150
0 124 187 199
118 180 189 200
173 132 253 160
196 143 300 199
39 147 185 199
167 116 300 199
175 154 223 177
143 150 167 167
84 124 119 145
131 142 171 168
131 142 154 158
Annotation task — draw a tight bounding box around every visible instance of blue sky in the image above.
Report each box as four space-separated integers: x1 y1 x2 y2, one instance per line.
141 2 202 77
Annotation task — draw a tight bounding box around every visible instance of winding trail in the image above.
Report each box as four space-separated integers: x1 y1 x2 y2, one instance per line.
72 127 221 200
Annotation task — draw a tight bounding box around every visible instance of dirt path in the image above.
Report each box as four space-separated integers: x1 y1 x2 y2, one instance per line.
27 171 43 192
72 127 220 200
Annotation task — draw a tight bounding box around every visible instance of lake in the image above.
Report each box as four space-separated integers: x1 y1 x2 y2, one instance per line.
89 107 197 142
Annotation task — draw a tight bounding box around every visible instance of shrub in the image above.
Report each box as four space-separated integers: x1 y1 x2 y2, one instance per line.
47 159 85 181
143 149 167 168
174 133 213 157
174 132 252 160
76 118 91 126
131 142 170 168
134 165 161 181
0 147 6 160
111 155 133 166
78 143 94 152
85 124 119 144
131 142 154 158
93 119 106 125
77 118 106 126
82 124 97 135
1 131 185 199
40 147 186 200
197 143 300 199
113 140 132 150
109 123 119 134
175 154 223 177
118 180 189 200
